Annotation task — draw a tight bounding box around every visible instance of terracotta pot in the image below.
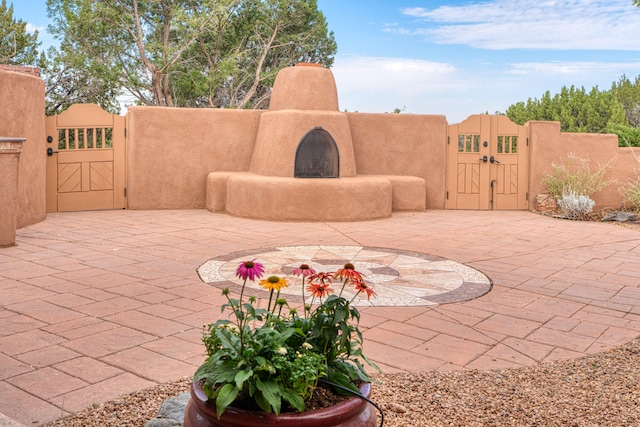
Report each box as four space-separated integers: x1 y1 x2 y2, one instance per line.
184 380 377 427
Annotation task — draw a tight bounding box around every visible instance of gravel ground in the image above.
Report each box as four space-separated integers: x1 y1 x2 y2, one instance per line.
42 337 640 427
43 220 640 427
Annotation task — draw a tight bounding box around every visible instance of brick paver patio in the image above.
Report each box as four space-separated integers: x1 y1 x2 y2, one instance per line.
1 209 639 425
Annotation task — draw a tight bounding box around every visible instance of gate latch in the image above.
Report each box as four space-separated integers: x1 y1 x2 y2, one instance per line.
480 155 488 163
47 147 59 157
490 156 500 164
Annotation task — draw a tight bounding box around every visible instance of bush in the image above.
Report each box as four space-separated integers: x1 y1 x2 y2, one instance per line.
606 122 640 147
542 153 612 199
621 179 640 210
558 190 595 220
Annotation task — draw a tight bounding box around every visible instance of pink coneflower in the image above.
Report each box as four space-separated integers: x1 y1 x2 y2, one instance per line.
292 263 316 277
308 272 334 284
236 259 264 281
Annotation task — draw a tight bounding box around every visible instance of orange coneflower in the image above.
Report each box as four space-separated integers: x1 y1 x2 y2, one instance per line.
306 282 334 299
352 279 377 300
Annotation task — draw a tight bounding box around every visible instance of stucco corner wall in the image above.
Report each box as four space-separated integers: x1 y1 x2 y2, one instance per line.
126 107 263 209
347 113 448 209
0 69 46 227
528 121 636 209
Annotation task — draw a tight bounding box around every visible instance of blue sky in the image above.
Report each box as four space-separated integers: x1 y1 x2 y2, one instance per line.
12 0 640 122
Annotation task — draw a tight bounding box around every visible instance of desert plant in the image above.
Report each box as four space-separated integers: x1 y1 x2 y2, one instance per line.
542 153 613 199
620 179 640 210
617 135 640 211
558 189 596 220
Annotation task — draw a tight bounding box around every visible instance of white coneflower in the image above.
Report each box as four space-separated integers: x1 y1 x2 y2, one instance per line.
277 347 288 355
302 342 313 350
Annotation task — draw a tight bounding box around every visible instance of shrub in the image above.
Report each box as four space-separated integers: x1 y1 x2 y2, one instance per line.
621 179 640 210
558 189 595 220
542 153 613 199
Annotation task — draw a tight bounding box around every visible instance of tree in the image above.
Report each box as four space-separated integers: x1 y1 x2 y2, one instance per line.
45 0 336 112
172 0 336 109
0 0 41 65
504 77 640 147
42 46 122 115
610 74 640 127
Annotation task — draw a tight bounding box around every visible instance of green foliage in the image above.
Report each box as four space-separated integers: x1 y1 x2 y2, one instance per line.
194 263 377 418
44 0 336 111
505 75 640 147
542 153 612 199
605 122 640 147
621 179 640 210
610 74 640 128
0 0 41 65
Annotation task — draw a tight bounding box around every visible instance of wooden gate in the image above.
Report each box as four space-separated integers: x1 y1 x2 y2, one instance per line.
445 115 528 210
45 104 126 212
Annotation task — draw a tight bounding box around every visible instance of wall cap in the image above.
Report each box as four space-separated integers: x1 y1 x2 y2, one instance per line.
0 137 26 154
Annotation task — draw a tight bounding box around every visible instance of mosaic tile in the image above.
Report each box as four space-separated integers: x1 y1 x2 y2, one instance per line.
197 246 492 307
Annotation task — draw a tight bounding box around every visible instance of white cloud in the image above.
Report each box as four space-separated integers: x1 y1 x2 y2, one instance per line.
329 55 640 122
398 0 640 50
508 61 640 76
25 23 44 34
332 55 460 92
330 55 476 118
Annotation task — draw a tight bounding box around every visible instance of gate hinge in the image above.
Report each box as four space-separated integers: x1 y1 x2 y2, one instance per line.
526 192 529 201
446 191 449 200
124 187 127 197
526 137 529 146
124 127 127 137
447 136 450 145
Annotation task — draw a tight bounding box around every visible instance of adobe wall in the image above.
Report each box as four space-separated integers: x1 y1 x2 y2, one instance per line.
0 68 46 227
348 113 448 209
528 121 640 209
126 107 263 209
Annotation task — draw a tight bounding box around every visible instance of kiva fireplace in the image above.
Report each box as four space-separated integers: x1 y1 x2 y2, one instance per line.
206 63 426 221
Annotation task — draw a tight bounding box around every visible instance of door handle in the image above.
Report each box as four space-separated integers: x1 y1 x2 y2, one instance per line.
479 155 488 163
490 156 500 164
47 147 59 156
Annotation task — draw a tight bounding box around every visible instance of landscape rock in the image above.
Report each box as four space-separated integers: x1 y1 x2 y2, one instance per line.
601 211 639 222
535 194 557 212
144 392 190 427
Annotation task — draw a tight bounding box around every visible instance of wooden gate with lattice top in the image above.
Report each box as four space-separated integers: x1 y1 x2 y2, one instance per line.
446 115 528 210
45 104 126 212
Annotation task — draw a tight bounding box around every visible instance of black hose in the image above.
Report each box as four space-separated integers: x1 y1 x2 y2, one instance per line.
318 379 384 427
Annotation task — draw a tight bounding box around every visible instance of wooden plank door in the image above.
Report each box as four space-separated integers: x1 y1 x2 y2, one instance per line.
446 115 528 210
45 104 126 212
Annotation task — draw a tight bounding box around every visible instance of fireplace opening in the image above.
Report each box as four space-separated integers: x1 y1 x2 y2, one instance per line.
294 127 339 178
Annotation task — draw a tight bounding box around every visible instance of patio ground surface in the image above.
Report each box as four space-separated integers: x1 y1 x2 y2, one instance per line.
1 209 639 426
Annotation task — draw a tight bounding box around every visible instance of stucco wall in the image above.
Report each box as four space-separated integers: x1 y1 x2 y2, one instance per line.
348 113 448 209
126 106 637 213
0 69 46 227
528 121 640 209
126 107 263 209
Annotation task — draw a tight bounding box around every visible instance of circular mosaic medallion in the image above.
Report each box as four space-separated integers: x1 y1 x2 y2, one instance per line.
197 246 492 307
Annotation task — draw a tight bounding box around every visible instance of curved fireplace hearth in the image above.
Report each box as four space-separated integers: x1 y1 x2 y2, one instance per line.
205 63 426 221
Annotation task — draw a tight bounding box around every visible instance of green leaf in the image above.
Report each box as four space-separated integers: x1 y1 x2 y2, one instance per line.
234 369 253 390
215 384 239 418
281 388 305 412
256 378 282 415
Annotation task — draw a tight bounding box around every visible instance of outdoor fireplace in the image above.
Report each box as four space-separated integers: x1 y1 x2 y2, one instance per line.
206 63 426 221
294 127 339 178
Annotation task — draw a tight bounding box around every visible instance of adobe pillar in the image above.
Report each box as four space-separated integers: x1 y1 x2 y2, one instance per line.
0 137 25 247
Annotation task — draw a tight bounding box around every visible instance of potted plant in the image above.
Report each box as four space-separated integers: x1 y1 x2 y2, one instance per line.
184 260 381 427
